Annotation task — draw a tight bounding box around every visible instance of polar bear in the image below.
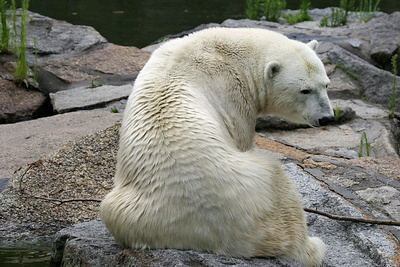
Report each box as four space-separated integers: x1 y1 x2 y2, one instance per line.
101 28 334 267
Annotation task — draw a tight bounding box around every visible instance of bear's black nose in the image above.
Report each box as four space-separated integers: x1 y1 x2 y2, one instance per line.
318 116 335 126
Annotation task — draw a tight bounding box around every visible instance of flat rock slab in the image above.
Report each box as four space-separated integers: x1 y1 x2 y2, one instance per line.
50 84 133 113
51 164 398 267
0 109 122 179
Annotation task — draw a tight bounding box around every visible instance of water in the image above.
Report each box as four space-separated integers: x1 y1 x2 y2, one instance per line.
25 0 400 48
0 236 52 267
0 248 51 267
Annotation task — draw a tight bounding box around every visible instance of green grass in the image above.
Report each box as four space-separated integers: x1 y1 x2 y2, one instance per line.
14 0 30 85
320 6 348 27
91 79 102 88
0 0 10 53
334 101 340 122
359 132 371 157
110 107 120 113
284 0 313 25
33 37 38 84
357 0 381 22
246 0 286 22
389 54 398 118
246 0 261 20
321 0 380 27
10 0 17 51
263 0 286 22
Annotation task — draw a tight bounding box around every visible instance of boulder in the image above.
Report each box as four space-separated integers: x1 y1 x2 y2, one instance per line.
324 44 400 113
25 11 106 63
348 12 400 72
50 164 398 267
38 44 150 94
0 78 48 123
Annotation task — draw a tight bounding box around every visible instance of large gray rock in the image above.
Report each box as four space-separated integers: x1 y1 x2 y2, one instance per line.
51 164 398 267
325 44 400 113
24 11 106 63
38 44 149 94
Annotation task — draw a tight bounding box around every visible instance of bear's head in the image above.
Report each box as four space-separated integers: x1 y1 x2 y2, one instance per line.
264 40 334 127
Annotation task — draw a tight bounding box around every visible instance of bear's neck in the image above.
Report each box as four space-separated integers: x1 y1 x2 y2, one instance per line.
197 70 259 152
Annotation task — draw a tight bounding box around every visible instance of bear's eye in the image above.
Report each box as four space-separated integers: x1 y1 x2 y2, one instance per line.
301 89 312 95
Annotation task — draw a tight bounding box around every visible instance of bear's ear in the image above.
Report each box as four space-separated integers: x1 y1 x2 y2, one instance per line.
265 61 281 79
307 40 319 51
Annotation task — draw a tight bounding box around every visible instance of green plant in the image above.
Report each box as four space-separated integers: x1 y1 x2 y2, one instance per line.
389 54 398 118
382 211 390 217
361 93 367 102
334 101 340 121
246 0 261 20
247 0 285 21
0 0 10 53
320 7 344 27
284 0 313 25
320 0 354 27
91 79 102 88
10 0 17 51
14 0 29 85
110 107 120 113
357 0 380 22
262 0 286 22
335 64 360 80
359 132 371 157
33 36 38 84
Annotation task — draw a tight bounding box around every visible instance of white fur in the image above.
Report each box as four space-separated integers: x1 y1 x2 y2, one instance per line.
101 28 331 267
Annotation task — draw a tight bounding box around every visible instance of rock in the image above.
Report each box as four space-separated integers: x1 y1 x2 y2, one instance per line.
255 115 309 131
38 44 150 94
25 11 106 63
325 66 362 99
50 84 133 114
258 100 398 159
0 178 9 192
0 109 122 179
325 44 400 113
0 79 49 123
348 12 400 72
50 164 398 267
356 186 400 221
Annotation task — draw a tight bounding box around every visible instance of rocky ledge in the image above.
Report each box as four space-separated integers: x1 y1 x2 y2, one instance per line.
0 8 400 267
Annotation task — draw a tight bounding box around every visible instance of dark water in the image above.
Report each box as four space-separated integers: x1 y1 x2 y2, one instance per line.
0 237 52 267
25 0 400 48
0 248 51 267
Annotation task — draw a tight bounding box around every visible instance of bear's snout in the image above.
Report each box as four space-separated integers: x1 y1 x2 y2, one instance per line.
318 115 335 126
